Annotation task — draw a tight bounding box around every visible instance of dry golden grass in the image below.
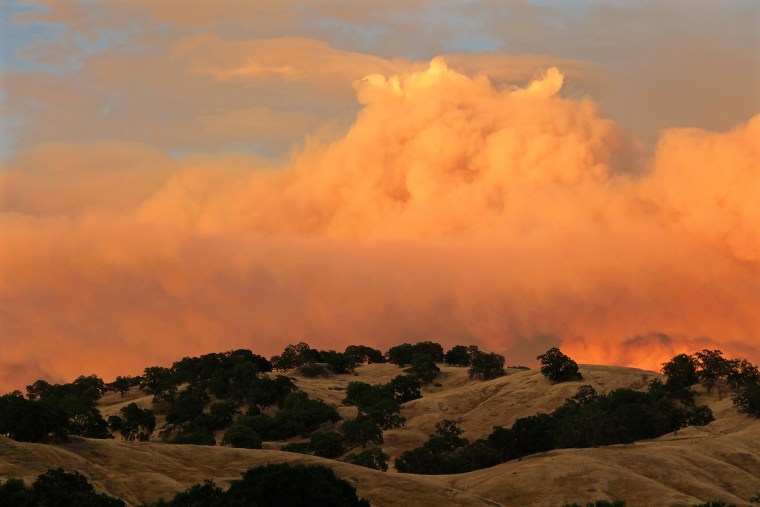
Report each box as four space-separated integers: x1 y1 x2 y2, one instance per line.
2 363 759 506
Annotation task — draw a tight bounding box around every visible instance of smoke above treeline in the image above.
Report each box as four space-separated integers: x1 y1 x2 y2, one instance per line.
1 60 758 391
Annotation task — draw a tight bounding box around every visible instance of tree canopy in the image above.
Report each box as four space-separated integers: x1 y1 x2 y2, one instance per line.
537 348 582 382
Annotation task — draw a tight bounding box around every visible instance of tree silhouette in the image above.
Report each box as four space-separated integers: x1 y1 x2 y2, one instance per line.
537 348 582 382
468 351 506 380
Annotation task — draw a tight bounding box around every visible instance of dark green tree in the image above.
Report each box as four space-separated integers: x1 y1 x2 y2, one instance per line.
31 468 125 507
405 352 440 383
108 376 133 397
270 342 322 371
695 349 733 394
726 359 760 391
224 463 370 507
571 385 599 405
660 353 700 405
444 345 472 366
153 479 224 507
0 477 32 507
340 415 384 448
386 343 416 366
222 423 262 449
468 351 505 380
114 402 155 441
344 345 385 364
537 347 582 382
425 419 468 453
168 431 215 445
388 375 422 403
0 391 68 441
733 381 760 418
140 366 177 402
309 431 345 458
414 341 445 363
319 350 357 374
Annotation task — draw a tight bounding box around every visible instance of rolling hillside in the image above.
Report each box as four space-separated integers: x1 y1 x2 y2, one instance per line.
1 363 759 506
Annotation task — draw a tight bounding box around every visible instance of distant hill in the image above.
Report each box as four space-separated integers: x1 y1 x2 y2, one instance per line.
2 362 759 506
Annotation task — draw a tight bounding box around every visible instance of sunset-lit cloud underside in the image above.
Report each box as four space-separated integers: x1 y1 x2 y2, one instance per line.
0 1 759 391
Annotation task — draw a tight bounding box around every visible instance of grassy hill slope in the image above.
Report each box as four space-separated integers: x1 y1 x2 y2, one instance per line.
1 363 759 506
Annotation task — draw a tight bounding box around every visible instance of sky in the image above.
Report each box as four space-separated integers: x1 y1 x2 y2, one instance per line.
0 0 758 391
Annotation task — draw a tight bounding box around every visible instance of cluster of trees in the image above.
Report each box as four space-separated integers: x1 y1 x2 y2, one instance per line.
395 379 714 474
222 391 339 446
0 468 125 507
148 463 370 507
0 375 111 442
0 464 369 507
277 374 421 463
133 350 303 445
444 345 507 380
107 403 156 441
271 342 385 375
660 349 760 417
383 341 509 383
7 341 755 453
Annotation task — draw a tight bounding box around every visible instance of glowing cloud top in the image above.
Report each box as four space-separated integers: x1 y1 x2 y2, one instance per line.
0 0 758 391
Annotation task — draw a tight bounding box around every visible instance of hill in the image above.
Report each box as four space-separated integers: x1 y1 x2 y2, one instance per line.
2 363 759 506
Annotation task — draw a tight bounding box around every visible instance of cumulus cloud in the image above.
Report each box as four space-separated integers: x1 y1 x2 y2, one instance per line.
1 60 758 391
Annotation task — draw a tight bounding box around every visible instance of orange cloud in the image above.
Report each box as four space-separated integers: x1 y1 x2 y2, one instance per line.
0 61 758 392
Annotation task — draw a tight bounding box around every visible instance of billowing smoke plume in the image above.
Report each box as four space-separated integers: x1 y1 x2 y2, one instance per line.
1 60 758 391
